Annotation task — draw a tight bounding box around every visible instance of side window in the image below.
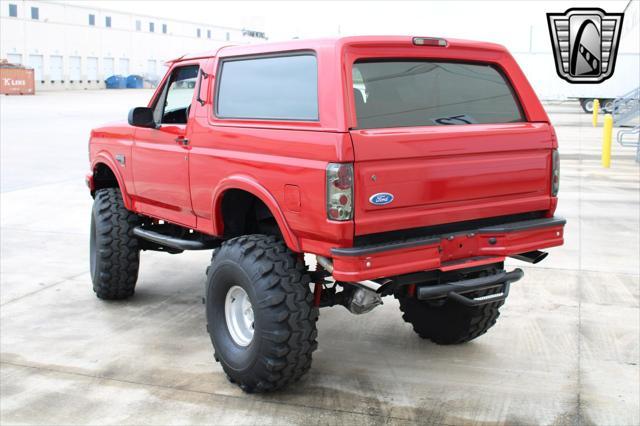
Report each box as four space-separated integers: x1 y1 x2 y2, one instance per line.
153 65 199 125
216 54 318 121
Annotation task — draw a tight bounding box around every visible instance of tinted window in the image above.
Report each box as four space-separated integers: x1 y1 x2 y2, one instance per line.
88 14 95 25
162 24 167 34
105 16 111 27
30 6 38 19
353 60 524 129
149 22 154 32
217 54 318 120
9 4 17 17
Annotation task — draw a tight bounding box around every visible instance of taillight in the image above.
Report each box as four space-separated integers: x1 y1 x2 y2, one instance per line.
551 150 560 196
326 163 353 221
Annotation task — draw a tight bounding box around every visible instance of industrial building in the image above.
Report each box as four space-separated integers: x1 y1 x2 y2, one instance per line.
0 0 267 91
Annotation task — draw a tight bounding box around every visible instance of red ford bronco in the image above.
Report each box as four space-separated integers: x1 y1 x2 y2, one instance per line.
86 36 565 392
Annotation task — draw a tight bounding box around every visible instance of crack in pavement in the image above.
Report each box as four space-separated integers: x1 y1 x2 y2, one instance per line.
0 271 88 307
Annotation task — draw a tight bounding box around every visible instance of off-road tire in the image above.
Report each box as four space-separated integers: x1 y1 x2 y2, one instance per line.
396 287 505 344
90 188 141 300
205 235 318 393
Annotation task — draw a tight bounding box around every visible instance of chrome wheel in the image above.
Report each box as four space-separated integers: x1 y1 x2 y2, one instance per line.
224 286 254 346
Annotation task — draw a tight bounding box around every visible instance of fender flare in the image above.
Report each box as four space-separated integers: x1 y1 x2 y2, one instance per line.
91 152 133 210
212 175 301 252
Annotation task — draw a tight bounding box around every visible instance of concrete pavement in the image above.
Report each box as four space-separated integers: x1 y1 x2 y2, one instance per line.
1 91 638 425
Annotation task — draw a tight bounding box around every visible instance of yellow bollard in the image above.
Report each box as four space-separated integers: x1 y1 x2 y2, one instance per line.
592 99 600 127
602 114 613 168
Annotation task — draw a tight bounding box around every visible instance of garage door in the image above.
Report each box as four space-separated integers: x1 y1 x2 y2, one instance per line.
147 59 156 76
28 54 44 81
119 58 129 75
7 53 22 66
103 57 114 79
69 56 81 81
87 57 98 81
49 55 63 81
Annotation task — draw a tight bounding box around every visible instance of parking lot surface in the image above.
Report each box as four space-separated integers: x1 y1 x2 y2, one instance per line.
1 90 638 425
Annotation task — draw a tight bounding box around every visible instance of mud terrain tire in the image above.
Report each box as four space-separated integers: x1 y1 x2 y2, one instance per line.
205 235 318 393
90 188 141 300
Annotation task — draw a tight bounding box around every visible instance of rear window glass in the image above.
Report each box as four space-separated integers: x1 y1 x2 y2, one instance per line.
352 60 524 129
216 54 318 120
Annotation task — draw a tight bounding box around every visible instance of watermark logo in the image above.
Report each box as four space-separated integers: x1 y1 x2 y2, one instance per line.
547 8 623 84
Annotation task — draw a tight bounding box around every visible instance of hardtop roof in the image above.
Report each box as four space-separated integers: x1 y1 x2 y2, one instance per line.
168 36 509 63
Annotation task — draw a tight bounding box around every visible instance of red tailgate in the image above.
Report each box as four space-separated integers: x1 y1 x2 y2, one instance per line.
350 122 554 236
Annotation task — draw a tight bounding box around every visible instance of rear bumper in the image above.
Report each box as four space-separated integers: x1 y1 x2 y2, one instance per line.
330 216 566 281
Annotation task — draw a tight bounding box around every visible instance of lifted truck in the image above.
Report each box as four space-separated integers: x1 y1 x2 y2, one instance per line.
86 36 565 392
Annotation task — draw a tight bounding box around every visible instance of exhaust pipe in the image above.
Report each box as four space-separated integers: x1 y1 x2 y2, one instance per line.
316 256 387 292
510 250 548 264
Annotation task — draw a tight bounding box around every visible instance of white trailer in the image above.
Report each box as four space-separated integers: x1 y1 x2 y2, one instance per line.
514 52 640 113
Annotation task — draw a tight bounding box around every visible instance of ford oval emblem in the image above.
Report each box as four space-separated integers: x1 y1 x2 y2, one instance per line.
369 192 394 206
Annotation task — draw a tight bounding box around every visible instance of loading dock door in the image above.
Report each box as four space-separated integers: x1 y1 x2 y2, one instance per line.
7 53 23 65
147 59 156 77
28 55 43 81
69 56 81 81
49 55 63 81
119 58 129 75
103 57 115 79
87 57 98 81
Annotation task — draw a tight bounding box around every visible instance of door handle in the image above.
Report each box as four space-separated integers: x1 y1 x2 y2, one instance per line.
175 136 190 146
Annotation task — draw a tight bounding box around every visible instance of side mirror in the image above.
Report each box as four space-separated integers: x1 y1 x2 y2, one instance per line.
128 107 156 128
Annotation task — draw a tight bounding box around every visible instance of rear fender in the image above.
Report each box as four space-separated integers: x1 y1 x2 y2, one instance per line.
212 176 301 252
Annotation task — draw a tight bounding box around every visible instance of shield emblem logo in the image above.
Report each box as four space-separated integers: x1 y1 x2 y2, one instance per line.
547 8 624 83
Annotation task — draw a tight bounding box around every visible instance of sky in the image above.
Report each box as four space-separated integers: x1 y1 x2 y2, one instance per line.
60 0 634 53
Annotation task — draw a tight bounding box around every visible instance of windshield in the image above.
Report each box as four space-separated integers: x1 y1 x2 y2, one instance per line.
352 60 525 129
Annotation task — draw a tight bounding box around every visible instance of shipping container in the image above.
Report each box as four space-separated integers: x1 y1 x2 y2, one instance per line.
0 61 35 95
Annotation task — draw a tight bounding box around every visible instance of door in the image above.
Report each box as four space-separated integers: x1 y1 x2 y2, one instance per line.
49 55 62 81
132 64 199 227
87 57 98 81
147 59 157 77
119 58 129 75
69 56 81 81
28 55 43 81
103 57 115 79
7 53 22 66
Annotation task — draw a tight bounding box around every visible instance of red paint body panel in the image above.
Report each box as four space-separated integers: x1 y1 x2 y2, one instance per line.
132 124 194 227
350 122 555 235
87 36 564 279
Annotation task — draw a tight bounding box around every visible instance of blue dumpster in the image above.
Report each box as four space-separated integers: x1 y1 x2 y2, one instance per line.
105 75 126 89
126 74 143 89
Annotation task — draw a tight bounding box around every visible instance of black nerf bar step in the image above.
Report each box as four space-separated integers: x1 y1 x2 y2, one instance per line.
417 268 524 306
133 227 220 251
